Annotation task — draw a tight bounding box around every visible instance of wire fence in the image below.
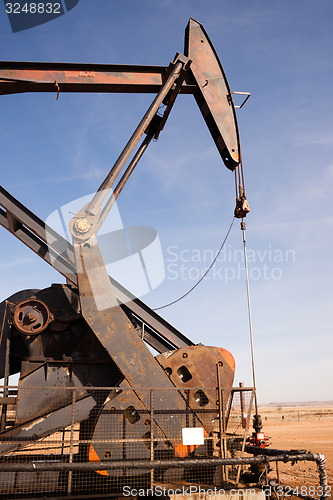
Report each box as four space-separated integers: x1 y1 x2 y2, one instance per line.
259 407 333 423
0 385 328 499
0 384 255 498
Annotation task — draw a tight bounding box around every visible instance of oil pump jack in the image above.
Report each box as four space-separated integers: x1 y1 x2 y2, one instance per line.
0 18 289 497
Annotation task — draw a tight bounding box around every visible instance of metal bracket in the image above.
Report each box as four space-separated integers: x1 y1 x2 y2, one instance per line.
231 91 251 109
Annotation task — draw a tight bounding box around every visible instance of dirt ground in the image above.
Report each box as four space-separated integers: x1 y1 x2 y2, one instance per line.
257 406 333 491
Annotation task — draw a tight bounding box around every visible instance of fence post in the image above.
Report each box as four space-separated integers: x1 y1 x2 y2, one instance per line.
217 362 227 484
150 389 154 489
0 302 11 432
236 388 255 486
67 388 76 495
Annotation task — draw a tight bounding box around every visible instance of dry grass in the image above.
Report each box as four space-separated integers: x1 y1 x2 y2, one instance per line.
257 405 333 490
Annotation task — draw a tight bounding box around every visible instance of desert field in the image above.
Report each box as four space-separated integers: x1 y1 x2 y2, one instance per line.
257 405 333 490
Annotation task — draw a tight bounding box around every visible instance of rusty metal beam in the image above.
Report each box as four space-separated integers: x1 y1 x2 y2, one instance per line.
0 20 241 175
115 284 194 351
0 207 78 284
0 186 74 264
83 55 190 223
0 18 240 359
0 61 196 95
0 186 193 353
67 52 197 441
185 18 241 170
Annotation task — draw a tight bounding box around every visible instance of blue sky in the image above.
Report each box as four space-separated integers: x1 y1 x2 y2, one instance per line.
0 0 332 404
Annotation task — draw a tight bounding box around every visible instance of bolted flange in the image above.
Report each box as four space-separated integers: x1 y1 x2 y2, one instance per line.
13 298 53 335
74 218 91 235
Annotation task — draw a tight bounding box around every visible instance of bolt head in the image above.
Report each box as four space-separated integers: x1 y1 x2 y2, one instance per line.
74 218 91 234
26 312 37 323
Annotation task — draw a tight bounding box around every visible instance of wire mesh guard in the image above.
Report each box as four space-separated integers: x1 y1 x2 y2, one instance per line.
0 384 257 498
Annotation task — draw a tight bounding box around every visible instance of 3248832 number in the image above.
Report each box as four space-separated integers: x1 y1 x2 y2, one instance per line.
275 485 331 497
5 3 61 14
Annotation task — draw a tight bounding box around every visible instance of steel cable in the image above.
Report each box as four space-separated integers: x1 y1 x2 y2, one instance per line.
153 217 235 311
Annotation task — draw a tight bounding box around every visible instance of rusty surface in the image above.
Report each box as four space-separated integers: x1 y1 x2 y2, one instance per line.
72 236 189 443
156 346 235 433
0 187 194 352
185 18 240 170
82 56 190 223
90 346 235 475
0 21 241 175
0 18 243 493
13 298 53 335
0 61 196 95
